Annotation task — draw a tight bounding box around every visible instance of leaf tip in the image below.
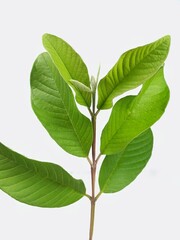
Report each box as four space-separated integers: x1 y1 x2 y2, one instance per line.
42 33 49 40
165 35 171 50
42 33 52 46
162 34 171 50
164 34 171 42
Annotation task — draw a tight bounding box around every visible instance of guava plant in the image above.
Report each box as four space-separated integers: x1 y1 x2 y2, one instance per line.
0 34 170 240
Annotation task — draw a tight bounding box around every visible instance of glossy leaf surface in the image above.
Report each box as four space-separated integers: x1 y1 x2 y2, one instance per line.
31 53 93 157
99 129 153 193
97 35 170 109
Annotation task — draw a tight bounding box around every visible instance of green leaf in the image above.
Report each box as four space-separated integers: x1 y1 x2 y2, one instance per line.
97 35 170 109
99 129 153 193
30 52 93 157
0 143 86 207
70 79 92 93
43 33 91 107
100 67 169 155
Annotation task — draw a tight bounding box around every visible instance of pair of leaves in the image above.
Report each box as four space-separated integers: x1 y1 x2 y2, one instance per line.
0 131 153 207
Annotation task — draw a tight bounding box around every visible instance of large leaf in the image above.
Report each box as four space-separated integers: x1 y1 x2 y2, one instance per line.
43 33 91 107
100 67 169 155
30 52 93 157
99 129 153 193
97 35 170 109
0 143 86 207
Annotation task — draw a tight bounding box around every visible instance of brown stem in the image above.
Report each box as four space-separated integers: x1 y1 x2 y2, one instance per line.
89 90 97 240
89 164 96 240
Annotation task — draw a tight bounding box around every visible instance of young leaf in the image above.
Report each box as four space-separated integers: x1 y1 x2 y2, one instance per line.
100 67 169 155
70 79 92 93
97 35 170 109
43 33 91 107
99 129 153 193
31 52 93 157
0 143 86 207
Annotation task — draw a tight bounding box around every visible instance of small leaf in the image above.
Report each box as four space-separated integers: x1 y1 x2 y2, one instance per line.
99 129 153 193
70 79 92 93
97 35 170 109
31 52 93 157
0 143 86 207
43 33 91 107
100 67 169 155
90 76 97 93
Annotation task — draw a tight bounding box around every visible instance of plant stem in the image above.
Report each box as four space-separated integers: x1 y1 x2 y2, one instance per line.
89 89 97 240
89 163 96 240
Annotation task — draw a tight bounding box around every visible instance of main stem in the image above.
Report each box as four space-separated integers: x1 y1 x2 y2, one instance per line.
89 91 97 240
89 162 96 240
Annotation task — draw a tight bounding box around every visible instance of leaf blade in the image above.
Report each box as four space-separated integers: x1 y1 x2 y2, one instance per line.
30 52 93 157
99 129 153 193
100 67 169 155
0 143 86 207
43 33 91 107
97 35 170 109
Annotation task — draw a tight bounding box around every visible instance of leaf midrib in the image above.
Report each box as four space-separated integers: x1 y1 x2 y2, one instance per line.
101 97 134 154
45 37 72 80
0 153 84 195
42 54 88 156
100 133 151 192
100 154 122 193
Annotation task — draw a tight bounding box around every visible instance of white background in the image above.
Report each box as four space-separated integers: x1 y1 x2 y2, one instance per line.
0 0 180 239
